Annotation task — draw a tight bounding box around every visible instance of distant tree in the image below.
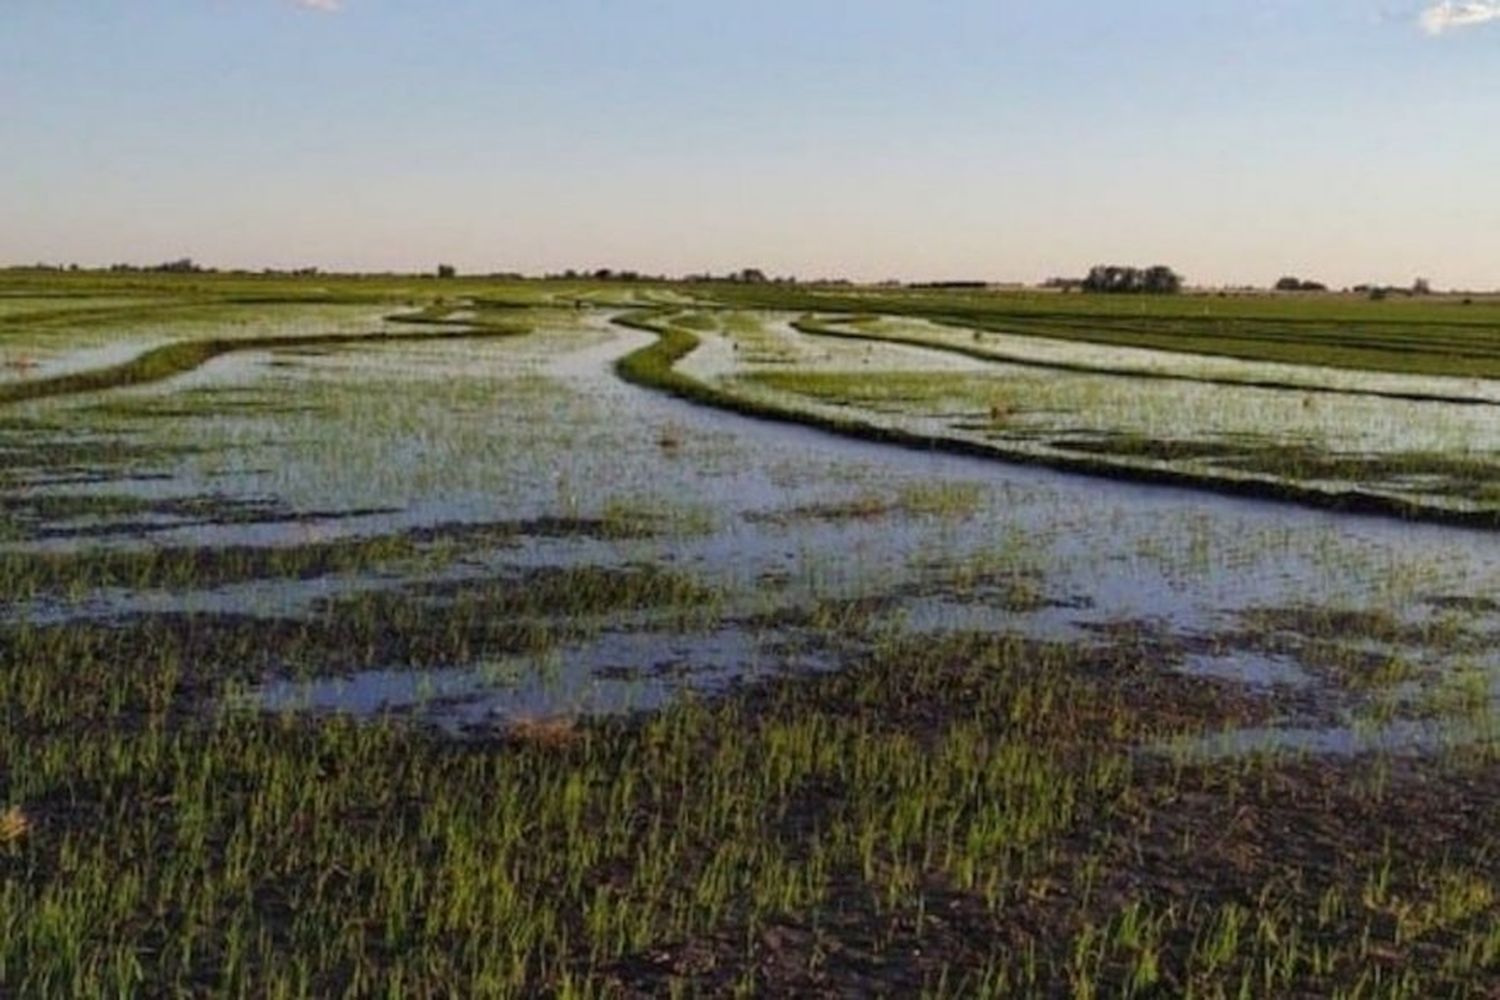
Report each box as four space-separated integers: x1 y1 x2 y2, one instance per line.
1082 264 1181 295
1081 266 1112 293
1275 276 1328 292
436 263 457 279
154 258 201 274
1412 277 1432 296
1142 265 1183 295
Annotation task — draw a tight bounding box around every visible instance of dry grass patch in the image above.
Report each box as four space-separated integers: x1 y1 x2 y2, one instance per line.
1 805 30 844
509 716 583 749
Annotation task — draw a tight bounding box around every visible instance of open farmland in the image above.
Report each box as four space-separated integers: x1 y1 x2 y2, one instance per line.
4 271 1500 995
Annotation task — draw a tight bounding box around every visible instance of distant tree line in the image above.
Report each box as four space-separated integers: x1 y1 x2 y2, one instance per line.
1080 265 1183 295
681 269 786 284
1355 278 1432 300
551 268 657 282
8 262 83 273
108 258 210 274
11 262 1466 301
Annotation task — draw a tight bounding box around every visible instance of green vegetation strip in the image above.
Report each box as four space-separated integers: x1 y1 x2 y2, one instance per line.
0 321 529 407
612 312 1500 530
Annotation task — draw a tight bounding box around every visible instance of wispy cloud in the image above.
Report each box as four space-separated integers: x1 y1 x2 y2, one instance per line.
291 0 343 12
1420 1 1500 34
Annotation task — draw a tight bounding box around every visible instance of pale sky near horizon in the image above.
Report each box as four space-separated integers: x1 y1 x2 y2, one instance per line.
3 1 1498 288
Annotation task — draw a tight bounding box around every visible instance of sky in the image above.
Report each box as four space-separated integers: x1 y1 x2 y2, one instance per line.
2 1 1498 288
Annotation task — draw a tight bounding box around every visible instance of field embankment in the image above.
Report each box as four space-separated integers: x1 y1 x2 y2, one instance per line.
613 310 1500 529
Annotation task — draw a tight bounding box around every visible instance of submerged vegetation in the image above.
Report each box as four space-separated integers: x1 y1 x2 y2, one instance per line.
2 270 1500 993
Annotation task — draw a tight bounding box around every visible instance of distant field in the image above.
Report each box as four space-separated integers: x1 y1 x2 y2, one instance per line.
10 269 1500 376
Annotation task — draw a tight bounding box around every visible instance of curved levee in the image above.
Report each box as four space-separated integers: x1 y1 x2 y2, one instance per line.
0 311 530 407
790 317 1500 408
612 310 1500 530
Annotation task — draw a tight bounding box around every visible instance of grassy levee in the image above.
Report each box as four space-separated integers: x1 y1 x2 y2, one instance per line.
0 320 528 408
791 318 1500 407
612 312 1500 529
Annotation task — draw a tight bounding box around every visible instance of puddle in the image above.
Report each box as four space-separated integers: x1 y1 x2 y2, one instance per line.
245 625 838 734
1175 651 1315 690
0 338 173 384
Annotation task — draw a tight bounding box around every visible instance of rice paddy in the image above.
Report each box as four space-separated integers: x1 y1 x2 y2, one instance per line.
4 270 1500 995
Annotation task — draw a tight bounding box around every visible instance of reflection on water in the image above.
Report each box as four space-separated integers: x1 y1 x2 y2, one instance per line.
247 626 837 733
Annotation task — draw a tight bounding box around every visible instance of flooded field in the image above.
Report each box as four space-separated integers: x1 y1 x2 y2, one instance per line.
4 274 1500 995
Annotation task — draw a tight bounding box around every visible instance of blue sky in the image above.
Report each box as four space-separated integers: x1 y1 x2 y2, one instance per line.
3 1 1498 287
